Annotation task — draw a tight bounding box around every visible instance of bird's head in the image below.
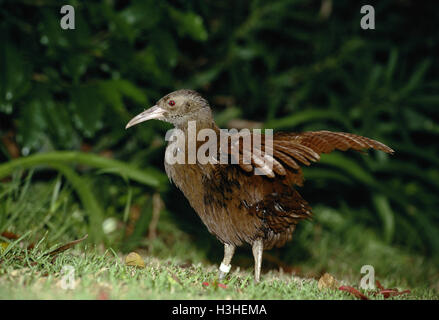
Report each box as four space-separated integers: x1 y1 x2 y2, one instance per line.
125 89 212 129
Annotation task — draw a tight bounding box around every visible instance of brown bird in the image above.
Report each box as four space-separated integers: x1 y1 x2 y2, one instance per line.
126 89 393 282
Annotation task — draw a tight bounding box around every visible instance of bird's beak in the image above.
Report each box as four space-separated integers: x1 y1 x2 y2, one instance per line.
125 105 166 129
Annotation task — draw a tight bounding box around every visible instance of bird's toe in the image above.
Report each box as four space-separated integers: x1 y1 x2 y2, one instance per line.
218 270 227 281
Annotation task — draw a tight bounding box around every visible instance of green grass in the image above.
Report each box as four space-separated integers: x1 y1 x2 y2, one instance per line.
1 244 436 300
0 221 437 300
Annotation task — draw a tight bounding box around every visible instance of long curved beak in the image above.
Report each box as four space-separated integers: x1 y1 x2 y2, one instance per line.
125 105 166 129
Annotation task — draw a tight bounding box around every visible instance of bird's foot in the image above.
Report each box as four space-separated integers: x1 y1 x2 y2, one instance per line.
218 271 227 281
218 263 231 281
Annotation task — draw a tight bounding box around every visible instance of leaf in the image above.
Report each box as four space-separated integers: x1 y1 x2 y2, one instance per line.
403 108 439 134
318 273 339 290
125 252 145 268
385 48 398 83
318 153 376 186
45 234 88 257
39 9 70 49
187 64 223 88
365 65 382 93
399 59 431 98
43 99 79 149
301 168 354 185
70 85 105 138
168 7 208 41
372 194 395 243
339 286 369 300
98 79 149 121
16 98 49 154
52 165 105 243
373 281 411 299
0 151 168 189
339 280 411 300
214 107 243 127
150 31 179 69
119 0 161 31
62 54 92 83
264 109 350 130
1 231 20 240
0 44 31 114
0 231 31 257
134 47 166 82
202 281 227 289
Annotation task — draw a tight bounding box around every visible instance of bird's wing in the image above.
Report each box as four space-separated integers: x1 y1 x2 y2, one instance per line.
222 130 394 180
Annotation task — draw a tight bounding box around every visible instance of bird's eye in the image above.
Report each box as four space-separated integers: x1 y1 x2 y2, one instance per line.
168 100 175 106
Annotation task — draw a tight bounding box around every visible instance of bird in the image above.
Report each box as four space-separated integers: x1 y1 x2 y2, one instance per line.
125 89 394 282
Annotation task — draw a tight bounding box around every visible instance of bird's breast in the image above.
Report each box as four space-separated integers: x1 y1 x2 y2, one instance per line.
163 140 309 248
164 159 266 246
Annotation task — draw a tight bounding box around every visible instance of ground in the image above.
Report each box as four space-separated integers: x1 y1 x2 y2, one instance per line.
0 178 437 300
0 242 437 300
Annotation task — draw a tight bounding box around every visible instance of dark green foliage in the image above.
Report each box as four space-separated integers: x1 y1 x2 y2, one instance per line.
0 0 438 261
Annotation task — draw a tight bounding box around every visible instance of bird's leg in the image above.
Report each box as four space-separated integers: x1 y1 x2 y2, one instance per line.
252 239 264 283
218 243 235 281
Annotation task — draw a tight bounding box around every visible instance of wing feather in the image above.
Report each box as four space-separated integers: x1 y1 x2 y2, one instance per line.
223 130 394 180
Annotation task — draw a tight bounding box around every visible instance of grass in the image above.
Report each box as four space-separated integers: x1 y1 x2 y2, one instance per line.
0 171 438 300
0 223 437 300
1 244 436 300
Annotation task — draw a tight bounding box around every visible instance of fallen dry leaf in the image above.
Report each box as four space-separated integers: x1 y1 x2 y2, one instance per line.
318 273 339 290
372 280 411 298
202 281 227 289
339 279 411 300
125 252 145 268
45 234 88 257
339 286 369 300
1 231 20 240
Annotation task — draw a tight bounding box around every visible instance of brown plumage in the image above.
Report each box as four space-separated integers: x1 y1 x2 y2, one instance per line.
126 89 394 282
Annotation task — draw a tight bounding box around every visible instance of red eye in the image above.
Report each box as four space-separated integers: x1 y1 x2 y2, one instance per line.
168 100 175 106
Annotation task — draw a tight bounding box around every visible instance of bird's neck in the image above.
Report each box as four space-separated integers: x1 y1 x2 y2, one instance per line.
171 109 221 162
175 108 219 134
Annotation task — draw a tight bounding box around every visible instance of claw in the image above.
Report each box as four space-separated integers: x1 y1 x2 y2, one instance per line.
218 270 227 281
